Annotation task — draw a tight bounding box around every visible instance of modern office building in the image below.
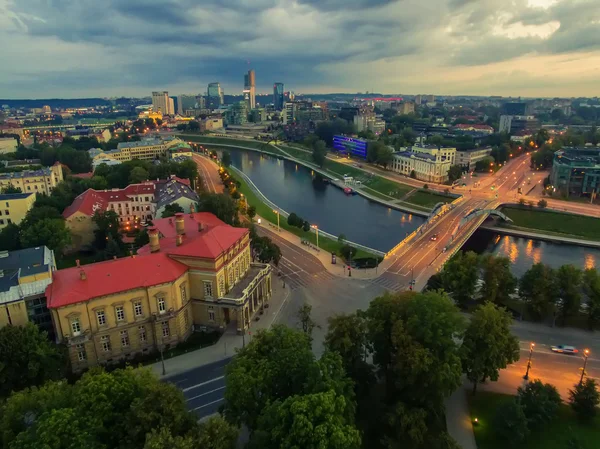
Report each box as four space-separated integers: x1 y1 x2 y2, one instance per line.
455 147 493 170
47 212 272 371
244 70 256 110
273 83 284 110
178 95 198 115
502 101 531 116
0 192 35 229
207 83 224 109
225 101 248 126
152 91 174 115
391 145 455 183
332 136 368 159
550 147 600 197
0 246 56 336
0 162 63 195
499 115 539 134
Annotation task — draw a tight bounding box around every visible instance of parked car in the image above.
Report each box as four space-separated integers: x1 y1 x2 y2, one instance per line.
551 345 579 355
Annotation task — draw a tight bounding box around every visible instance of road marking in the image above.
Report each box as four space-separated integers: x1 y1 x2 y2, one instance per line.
187 386 226 402
192 398 225 411
182 376 224 393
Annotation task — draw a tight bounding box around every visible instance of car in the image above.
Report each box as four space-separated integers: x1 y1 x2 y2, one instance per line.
551 345 579 355
430 234 438 241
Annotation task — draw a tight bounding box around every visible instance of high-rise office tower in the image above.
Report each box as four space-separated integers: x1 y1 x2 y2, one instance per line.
207 82 224 110
244 69 256 110
152 91 173 115
273 82 284 110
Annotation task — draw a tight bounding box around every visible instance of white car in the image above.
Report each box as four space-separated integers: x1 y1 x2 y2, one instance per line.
551 345 579 355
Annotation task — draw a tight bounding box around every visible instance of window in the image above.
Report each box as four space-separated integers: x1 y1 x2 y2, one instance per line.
208 306 215 321
115 306 125 322
0 219 5 225
134 301 143 317
96 310 106 326
76 344 86 361
120 330 129 347
162 322 170 338
100 335 111 352
204 281 213 298
158 297 166 314
180 285 187 302
219 277 225 295
139 326 147 343
71 318 81 336
6 219 11 224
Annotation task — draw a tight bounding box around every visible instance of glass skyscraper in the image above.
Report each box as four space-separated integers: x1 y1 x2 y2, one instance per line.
273 82 284 110
207 82 224 110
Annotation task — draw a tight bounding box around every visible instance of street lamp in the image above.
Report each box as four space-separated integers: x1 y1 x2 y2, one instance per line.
272 209 280 232
579 349 590 385
523 342 535 380
311 224 319 249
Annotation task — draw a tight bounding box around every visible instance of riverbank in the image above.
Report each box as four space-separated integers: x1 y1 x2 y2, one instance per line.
497 206 600 242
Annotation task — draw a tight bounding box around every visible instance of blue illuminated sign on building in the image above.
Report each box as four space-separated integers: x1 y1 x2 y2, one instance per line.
332 135 368 159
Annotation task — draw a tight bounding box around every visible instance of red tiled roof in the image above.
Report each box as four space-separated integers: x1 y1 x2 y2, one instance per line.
153 212 226 238
46 252 188 308
62 190 108 218
154 176 190 187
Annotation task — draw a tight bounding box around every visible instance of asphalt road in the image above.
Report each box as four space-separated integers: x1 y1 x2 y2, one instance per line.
193 154 224 194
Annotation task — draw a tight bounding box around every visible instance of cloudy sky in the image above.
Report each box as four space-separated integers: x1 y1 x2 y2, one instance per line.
1 0 599 98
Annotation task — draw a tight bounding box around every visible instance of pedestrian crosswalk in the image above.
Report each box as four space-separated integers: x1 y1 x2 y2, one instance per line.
276 266 338 291
370 275 406 292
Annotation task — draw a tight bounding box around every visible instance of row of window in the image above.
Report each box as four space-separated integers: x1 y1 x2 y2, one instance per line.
71 288 186 334
76 323 171 361
0 218 12 225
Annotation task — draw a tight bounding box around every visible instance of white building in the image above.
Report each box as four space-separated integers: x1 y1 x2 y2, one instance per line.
456 147 493 170
152 91 174 115
0 137 18 154
499 115 513 133
390 145 456 183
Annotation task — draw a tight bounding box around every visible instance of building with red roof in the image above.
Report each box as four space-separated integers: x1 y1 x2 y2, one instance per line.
46 212 272 371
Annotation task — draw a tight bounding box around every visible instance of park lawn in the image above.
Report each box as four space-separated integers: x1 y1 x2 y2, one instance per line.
469 391 599 449
500 206 600 241
229 171 376 260
406 190 455 208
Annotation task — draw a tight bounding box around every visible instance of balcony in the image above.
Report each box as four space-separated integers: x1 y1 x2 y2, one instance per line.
66 329 91 345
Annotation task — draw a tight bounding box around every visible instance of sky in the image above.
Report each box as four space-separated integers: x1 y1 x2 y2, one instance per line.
1 0 600 99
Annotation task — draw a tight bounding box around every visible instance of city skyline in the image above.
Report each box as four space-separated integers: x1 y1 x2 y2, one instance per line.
2 0 600 98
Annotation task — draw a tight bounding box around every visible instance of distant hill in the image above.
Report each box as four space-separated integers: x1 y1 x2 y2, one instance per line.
0 98 112 108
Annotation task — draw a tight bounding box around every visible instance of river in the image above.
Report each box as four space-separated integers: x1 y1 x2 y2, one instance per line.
221 147 599 273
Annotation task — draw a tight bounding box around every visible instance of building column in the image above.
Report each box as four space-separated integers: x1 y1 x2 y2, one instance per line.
237 307 244 333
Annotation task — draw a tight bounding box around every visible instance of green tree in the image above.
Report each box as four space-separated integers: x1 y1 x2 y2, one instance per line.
582 268 600 330
129 166 149 184
367 141 387 163
519 263 557 320
312 139 327 167
494 400 529 444
461 302 520 394
221 151 232 168
440 251 479 308
20 205 62 229
517 380 561 429
1 185 22 194
144 428 194 449
297 302 319 340
376 146 394 169
197 193 239 226
92 210 122 251
538 199 548 208
409 170 416 179
251 235 282 266
161 203 185 218
337 233 346 244
447 165 463 183
0 324 66 398
19 218 71 252
195 416 238 449
569 378 600 422
247 205 256 220
224 325 316 430
0 223 21 251
556 265 583 325
480 254 516 305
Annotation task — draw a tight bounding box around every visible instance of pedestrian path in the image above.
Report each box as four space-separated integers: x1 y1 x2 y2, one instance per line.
369 274 406 292
445 384 478 449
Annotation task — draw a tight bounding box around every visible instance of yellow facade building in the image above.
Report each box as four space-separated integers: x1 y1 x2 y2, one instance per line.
0 246 56 337
0 192 35 229
46 212 272 371
90 137 184 165
0 162 63 195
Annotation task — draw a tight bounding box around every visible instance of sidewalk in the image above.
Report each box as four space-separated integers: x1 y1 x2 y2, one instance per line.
445 384 477 449
149 278 291 379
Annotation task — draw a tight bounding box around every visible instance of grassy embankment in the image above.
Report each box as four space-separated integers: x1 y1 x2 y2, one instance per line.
229 170 377 260
469 392 599 449
499 206 600 242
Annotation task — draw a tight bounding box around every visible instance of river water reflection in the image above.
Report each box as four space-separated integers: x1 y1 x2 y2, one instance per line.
226 149 424 252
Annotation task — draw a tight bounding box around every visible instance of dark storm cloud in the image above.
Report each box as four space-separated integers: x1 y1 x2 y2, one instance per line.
296 0 398 10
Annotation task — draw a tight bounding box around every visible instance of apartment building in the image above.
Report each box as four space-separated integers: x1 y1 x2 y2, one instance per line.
0 162 63 195
390 145 456 183
0 192 35 229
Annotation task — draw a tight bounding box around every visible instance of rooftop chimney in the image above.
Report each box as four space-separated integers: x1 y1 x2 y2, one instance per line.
175 213 185 236
148 226 160 253
76 259 80 268
176 234 183 246
198 221 204 232
79 269 86 281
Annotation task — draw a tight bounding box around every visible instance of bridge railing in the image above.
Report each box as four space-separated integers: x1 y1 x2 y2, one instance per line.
230 166 385 258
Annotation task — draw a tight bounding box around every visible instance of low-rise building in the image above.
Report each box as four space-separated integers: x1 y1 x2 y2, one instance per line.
0 162 63 195
0 192 35 229
89 137 184 165
454 124 494 135
390 145 456 183
46 212 272 371
499 115 539 134
550 147 600 197
0 246 56 336
456 147 493 170
154 178 199 217
199 117 224 132
0 137 18 154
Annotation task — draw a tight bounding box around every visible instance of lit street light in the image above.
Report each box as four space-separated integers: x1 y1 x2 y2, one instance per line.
272 209 280 232
311 224 319 249
523 342 535 380
579 349 590 385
